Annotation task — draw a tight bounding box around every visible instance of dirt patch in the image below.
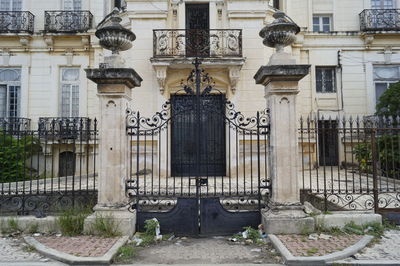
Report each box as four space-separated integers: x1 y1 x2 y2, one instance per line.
127 236 282 265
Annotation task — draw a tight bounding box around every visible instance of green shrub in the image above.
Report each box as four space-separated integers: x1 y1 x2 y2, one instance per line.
113 245 136 263
0 131 41 182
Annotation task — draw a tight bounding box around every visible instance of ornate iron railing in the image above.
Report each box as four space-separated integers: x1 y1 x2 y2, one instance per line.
38 117 92 140
0 117 31 132
44 11 93 33
0 11 34 34
153 29 242 58
360 9 400 31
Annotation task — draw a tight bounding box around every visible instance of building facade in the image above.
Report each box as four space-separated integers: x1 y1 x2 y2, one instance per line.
1 0 400 175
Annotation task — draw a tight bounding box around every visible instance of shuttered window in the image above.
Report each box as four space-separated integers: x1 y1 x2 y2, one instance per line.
60 68 80 117
0 0 22 11
63 0 81 10
0 68 21 118
371 0 394 9
316 67 336 93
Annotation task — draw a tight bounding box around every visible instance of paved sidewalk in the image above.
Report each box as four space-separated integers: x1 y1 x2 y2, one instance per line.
0 237 60 264
338 229 400 263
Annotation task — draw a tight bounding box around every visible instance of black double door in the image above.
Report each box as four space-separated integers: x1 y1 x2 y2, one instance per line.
185 3 210 57
318 120 339 166
171 95 226 176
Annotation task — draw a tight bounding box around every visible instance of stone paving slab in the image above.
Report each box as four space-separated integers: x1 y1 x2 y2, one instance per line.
0 237 54 264
277 234 363 257
35 235 119 257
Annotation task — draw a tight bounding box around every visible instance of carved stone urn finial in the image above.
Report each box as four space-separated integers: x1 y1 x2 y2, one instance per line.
259 11 300 65
95 8 136 67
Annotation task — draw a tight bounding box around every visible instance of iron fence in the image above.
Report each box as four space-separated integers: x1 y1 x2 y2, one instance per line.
38 117 92 140
360 9 400 31
0 118 98 216
299 115 400 212
44 11 93 33
153 29 242 58
0 11 34 34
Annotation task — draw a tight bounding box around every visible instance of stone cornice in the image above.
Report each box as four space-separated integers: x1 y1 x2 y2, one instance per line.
85 68 143 89
254 65 311 86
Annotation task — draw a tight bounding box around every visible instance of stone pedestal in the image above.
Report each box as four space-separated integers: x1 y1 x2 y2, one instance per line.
84 67 142 236
254 64 315 234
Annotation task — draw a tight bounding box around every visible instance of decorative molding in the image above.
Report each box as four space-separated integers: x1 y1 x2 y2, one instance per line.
229 66 241 93
19 36 30 47
362 34 374 48
81 36 90 50
44 36 54 50
1 49 11 66
383 46 393 64
154 65 168 94
63 49 75 66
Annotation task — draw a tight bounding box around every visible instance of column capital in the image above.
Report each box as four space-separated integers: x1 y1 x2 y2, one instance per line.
85 68 143 91
254 64 310 87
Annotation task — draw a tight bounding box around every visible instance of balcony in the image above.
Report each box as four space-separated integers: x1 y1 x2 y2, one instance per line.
44 11 93 33
153 29 243 58
0 11 34 34
0 117 31 132
360 9 400 31
38 117 92 140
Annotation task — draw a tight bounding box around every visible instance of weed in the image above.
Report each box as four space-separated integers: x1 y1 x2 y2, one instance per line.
243 226 261 242
113 244 136 263
144 219 159 236
28 223 39 234
383 219 399 230
323 211 333 215
301 236 307 242
162 234 172 241
300 226 311 236
7 218 20 233
139 233 156 247
57 208 91 236
22 245 36 252
90 215 121 238
231 233 244 240
306 247 319 256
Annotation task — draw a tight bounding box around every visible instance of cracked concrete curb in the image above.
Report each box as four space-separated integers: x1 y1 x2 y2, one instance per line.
23 235 129 265
269 234 374 266
328 261 400 265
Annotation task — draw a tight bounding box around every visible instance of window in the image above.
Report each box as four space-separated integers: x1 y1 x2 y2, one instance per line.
313 16 332 32
60 68 80 117
272 0 280 9
0 0 22 11
114 0 126 9
316 67 336 93
63 0 81 10
374 66 400 105
0 69 21 118
371 0 394 9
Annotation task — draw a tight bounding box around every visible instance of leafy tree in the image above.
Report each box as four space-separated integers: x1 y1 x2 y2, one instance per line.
0 131 41 183
376 82 400 117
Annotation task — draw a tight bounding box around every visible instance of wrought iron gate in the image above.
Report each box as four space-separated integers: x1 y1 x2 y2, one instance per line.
126 59 270 236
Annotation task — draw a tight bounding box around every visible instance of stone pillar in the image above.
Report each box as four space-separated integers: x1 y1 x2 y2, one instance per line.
84 68 142 236
254 65 315 234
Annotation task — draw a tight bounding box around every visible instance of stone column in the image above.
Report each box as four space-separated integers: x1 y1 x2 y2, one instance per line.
255 64 314 235
84 68 142 236
254 11 314 234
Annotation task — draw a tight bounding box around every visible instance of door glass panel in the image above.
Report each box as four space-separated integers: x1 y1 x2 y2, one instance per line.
0 85 6 117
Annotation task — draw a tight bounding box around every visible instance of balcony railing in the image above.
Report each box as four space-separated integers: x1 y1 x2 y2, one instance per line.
38 117 92 140
360 9 400 31
44 11 93 33
153 29 242 58
0 117 31 132
0 11 34 34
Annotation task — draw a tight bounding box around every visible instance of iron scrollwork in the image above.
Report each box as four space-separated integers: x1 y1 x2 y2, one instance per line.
44 11 93 33
360 9 400 31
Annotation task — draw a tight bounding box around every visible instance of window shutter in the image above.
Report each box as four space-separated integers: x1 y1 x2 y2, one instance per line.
0 85 6 117
316 68 323 92
71 85 79 117
61 84 71 117
12 0 22 11
64 0 74 10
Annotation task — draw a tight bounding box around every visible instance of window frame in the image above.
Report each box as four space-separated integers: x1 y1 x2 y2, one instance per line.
373 65 400 107
0 0 22 11
59 67 80 118
312 15 332 32
371 0 395 9
63 0 81 11
0 68 21 118
315 66 337 94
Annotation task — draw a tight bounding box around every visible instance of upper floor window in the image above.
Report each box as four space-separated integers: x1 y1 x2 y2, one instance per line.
0 68 21 118
313 16 332 32
371 0 394 9
316 67 336 93
272 0 280 9
114 0 126 9
374 66 400 106
0 0 22 11
60 68 80 117
63 0 81 11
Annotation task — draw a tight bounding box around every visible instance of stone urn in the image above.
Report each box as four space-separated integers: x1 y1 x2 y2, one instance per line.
96 8 136 67
259 11 300 65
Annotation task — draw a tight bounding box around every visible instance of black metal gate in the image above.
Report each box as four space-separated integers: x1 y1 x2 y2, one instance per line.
126 59 270 236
